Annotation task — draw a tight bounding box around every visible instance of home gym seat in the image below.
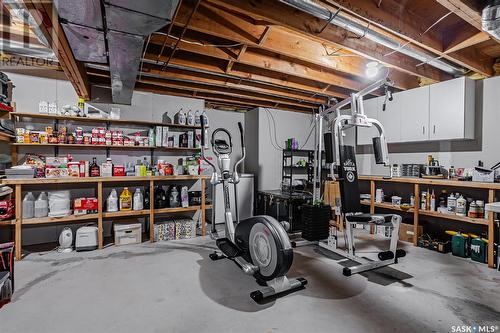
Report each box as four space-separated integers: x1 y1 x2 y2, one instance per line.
337 145 406 276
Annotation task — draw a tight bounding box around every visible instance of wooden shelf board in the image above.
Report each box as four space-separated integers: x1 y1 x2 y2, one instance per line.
359 175 500 190
1 175 209 185
0 219 14 226
0 132 14 142
362 200 488 225
103 210 150 218
419 210 489 225
23 214 99 225
205 204 213 209
13 143 200 151
154 206 201 214
11 112 201 130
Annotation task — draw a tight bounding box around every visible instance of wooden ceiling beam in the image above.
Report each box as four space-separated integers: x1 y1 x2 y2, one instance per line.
21 0 90 99
444 31 490 53
206 0 452 82
147 37 363 96
172 1 419 90
435 0 483 30
141 51 341 101
321 0 493 76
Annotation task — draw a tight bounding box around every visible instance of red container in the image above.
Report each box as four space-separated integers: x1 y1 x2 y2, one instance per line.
113 165 125 177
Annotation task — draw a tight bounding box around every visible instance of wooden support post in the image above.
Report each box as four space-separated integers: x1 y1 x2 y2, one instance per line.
487 189 495 268
149 180 155 242
97 181 103 249
14 184 21 260
413 184 420 246
201 177 206 236
369 180 375 234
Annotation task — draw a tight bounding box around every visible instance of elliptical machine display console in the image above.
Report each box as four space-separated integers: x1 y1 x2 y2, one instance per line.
200 118 307 302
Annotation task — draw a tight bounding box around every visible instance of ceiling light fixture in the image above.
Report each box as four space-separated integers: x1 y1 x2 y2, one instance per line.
365 61 379 78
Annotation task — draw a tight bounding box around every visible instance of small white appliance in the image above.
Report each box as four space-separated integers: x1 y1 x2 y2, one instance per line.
57 227 73 253
75 226 98 251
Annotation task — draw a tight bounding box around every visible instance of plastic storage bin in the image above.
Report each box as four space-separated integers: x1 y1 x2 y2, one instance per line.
114 223 142 246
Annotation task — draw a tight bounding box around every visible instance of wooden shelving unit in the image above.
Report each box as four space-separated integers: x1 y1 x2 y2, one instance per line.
4 175 211 260
12 143 200 152
11 112 202 130
359 175 498 268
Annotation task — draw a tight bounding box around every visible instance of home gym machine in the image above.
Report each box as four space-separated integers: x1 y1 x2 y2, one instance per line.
200 118 307 302
312 77 406 276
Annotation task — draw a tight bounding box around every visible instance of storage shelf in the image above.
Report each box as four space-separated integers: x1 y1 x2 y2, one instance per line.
419 210 489 225
0 132 14 142
359 175 500 190
103 210 150 218
22 213 99 225
154 206 201 214
0 219 14 226
11 112 201 130
13 143 200 152
1 175 209 185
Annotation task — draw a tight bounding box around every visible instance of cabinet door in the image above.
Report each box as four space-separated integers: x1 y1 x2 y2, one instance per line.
377 95 402 143
357 97 380 145
429 78 465 140
399 85 430 142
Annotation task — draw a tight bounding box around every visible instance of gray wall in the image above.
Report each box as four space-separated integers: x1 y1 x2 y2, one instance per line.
7 73 244 245
357 76 500 175
245 107 315 191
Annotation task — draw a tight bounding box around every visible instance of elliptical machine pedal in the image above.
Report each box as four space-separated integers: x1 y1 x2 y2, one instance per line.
215 238 242 259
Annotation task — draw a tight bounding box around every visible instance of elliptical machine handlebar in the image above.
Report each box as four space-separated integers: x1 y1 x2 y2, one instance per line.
200 116 217 175
233 122 245 184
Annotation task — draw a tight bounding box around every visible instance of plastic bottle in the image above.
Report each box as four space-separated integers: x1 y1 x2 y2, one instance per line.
456 195 467 216
22 192 35 219
106 189 119 212
119 187 132 211
133 188 144 211
177 109 186 125
194 110 201 126
201 110 209 127
410 193 415 206
430 190 436 212
34 192 48 218
447 193 456 214
144 187 150 209
439 190 447 207
170 186 179 208
181 186 189 208
186 110 195 126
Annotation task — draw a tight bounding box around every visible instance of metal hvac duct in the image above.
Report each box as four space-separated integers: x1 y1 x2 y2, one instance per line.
55 0 180 104
279 0 465 76
482 0 500 39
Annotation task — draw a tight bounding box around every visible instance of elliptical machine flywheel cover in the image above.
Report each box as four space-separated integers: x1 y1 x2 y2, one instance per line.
235 216 294 282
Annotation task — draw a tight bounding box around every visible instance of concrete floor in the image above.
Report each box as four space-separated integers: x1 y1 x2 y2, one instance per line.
1 234 499 333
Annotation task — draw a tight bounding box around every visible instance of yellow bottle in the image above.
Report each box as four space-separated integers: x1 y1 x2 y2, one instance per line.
119 187 132 211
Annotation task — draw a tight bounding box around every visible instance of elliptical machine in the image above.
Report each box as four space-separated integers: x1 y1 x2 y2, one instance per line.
200 118 307 302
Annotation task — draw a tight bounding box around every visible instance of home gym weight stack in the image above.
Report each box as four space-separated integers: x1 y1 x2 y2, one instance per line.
200 118 307 302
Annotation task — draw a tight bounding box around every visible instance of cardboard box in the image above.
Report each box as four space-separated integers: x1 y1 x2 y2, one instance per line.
74 198 98 215
399 223 423 243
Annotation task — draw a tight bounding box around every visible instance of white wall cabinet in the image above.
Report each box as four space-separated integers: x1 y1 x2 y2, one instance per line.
377 95 402 143
429 77 475 140
399 85 430 142
356 77 475 145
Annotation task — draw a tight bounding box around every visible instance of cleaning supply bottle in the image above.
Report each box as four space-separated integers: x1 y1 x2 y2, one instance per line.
106 189 118 212
181 186 189 208
170 186 179 208
144 187 150 209
430 190 436 212
22 192 35 219
155 186 166 208
133 188 144 211
447 193 456 214
119 187 132 211
34 192 48 218
186 110 195 126
439 190 447 208
201 110 209 127
195 110 201 126
176 109 186 125
456 194 467 216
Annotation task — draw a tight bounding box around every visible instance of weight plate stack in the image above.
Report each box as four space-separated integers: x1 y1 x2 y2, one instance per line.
301 204 331 241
